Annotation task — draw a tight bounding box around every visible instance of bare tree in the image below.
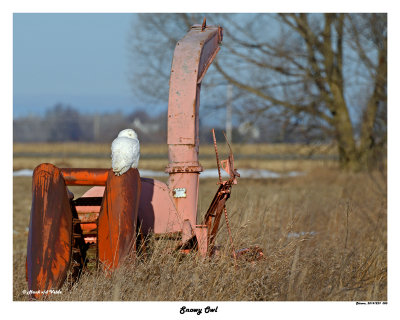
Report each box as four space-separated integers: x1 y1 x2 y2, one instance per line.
128 13 386 171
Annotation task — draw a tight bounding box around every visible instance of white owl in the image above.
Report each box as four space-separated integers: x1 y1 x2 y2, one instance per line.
111 129 140 176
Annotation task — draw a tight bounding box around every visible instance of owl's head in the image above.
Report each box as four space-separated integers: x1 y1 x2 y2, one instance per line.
118 129 138 140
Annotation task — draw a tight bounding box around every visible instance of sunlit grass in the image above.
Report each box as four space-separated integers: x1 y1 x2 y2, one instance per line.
13 167 386 301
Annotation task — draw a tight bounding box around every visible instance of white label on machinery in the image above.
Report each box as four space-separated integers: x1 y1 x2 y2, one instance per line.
173 188 186 198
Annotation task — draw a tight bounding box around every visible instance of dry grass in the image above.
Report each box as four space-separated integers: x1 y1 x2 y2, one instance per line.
13 142 338 156
13 142 338 172
12 156 338 173
13 167 387 301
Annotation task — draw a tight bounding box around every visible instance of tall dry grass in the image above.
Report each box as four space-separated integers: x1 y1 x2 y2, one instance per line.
13 167 386 301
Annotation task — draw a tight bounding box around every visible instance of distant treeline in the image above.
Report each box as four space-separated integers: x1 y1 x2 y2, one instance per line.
13 104 329 144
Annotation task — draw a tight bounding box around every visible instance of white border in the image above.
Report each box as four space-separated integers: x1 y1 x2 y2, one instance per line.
3 1 398 319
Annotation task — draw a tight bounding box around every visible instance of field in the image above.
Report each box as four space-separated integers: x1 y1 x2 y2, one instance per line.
13 142 338 172
13 143 387 301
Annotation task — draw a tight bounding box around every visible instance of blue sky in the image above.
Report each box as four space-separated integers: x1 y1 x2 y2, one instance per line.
11 11 388 127
13 13 150 118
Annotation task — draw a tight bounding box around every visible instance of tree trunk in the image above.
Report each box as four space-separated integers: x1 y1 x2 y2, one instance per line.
331 99 359 171
357 40 387 170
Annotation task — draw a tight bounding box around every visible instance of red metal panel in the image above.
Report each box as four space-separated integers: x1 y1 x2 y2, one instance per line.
97 168 141 271
26 163 73 299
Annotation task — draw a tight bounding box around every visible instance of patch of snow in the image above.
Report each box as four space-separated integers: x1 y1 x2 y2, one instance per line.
287 231 317 239
13 168 304 180
138 169 168 177
13 169 33 177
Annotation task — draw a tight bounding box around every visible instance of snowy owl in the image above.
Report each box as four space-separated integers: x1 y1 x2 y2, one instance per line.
111 129 140 176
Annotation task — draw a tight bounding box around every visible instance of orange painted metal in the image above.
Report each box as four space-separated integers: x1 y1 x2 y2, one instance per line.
27 163 73 300
77 177 183 237
27 165 142 295
235 246 265 261
137 178 182 234
181 219 193 243
61 168 109 186
194 225 208 257
98 168 141 271
74 186 103 244
166 23 223 230
25 23 253 296
76 23 226 259
201 130 241 256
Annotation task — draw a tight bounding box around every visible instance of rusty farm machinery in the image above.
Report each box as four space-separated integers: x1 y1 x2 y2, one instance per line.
26 20 263 300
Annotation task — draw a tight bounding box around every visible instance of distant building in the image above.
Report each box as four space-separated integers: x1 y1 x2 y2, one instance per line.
132 118 160 134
